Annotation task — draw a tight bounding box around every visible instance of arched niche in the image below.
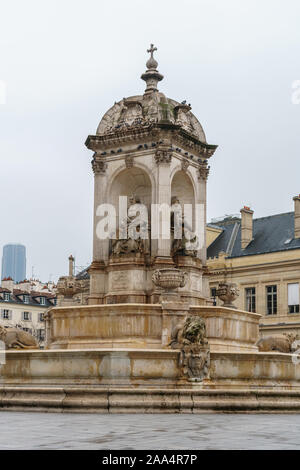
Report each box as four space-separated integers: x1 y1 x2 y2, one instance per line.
109 166 152 211
108 167 153 252
171 170 195 221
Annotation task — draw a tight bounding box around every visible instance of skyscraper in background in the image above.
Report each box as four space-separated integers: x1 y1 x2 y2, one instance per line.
1 244 26 282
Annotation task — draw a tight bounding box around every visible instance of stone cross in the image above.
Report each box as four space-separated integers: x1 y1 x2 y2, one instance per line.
147 44 157 58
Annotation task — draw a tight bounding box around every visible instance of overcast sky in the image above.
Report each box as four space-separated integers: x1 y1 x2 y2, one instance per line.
0 0 299 282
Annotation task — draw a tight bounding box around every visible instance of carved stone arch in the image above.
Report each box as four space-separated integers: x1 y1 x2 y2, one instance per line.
106 161 156 204
170 166 197 206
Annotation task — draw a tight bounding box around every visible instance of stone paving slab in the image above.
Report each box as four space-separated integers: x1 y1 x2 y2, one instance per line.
0 412 300 449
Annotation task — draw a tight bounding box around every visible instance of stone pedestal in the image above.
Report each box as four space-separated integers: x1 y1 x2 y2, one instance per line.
174 255 207 305
105 254 148 304
88 261 106 305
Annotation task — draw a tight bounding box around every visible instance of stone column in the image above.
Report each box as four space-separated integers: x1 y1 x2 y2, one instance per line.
197 163 209 266
88 156 108 304
153 147 172 259
92 157 109 262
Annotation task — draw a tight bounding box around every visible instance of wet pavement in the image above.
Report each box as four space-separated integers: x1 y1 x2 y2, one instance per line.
0 412 299 449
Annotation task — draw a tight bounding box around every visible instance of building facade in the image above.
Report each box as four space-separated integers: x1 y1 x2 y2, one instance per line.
1 244 26 283
0 278 57 346
207 196 300 336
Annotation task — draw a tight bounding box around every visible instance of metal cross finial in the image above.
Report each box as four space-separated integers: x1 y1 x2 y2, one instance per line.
147 44 157 58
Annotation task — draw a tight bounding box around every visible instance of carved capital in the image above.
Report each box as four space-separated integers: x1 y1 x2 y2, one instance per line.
92 158 107 175
125 155 134 168
198 163 210 181
154 149 172 165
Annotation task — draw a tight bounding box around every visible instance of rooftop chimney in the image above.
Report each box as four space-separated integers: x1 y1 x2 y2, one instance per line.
68 255 75 277
293 195 300 239
240 206 254 249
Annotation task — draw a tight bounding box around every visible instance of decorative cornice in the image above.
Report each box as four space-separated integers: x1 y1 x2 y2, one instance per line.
91 157 107 175
85 124 218 159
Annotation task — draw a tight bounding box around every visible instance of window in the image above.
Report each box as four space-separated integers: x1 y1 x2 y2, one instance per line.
2 309 11 320
40 297 46 306
266 285 277 315
245 287 256 312
288 283 300 314
3 292 10 302
39 313 44 322
210 288 217 306
22 311 31 321
23 295 30 304
37 329 45 342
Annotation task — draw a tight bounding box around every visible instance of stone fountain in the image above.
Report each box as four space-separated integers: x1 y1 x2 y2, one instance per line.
0 46 300 413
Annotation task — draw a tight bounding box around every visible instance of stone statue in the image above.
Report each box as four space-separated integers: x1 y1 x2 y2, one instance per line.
174 103 193 133
171 196 198 257
216 282 239 309
170 315 210 381
256 333 300 353
0 325 39 350
111 195 148 256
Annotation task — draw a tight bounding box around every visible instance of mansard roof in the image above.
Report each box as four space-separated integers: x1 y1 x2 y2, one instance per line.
207 212 300 259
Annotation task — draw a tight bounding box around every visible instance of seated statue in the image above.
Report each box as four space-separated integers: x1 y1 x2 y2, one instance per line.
0 325 39 350
111 195 148 256
171 196 198 257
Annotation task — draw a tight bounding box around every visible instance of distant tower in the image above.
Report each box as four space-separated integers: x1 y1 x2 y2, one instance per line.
1 244 26 282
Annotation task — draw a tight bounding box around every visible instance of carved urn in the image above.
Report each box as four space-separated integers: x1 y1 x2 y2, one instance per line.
216 282 239 309
152 268 187 292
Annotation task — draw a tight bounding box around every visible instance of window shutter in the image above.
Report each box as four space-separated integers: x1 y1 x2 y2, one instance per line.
9 310 12 320
288 284 299 305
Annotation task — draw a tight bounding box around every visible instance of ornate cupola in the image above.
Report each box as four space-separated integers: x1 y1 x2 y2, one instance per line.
85 45 217 306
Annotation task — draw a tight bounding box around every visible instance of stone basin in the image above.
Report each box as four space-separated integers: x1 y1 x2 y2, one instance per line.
47 303 260 352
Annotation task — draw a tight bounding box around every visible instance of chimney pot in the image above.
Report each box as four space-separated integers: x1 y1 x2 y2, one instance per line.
293 195 300 239
240 206 254 249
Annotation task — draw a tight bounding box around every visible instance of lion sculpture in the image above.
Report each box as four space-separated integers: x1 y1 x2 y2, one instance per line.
0 325 39 350
256 333 299 353
170 315 208 349
169 315 209 381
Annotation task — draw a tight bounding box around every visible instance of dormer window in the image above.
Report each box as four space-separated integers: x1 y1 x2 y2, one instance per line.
23 295 30 304
40 297 46 306
3 292 10 302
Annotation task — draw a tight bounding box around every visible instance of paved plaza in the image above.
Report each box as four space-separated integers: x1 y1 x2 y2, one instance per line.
0 412 299 449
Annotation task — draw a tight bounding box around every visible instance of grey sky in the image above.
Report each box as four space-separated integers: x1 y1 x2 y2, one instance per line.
0 0 299 282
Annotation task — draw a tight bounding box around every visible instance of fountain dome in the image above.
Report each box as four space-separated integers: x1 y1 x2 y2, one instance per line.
96 44 206 143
